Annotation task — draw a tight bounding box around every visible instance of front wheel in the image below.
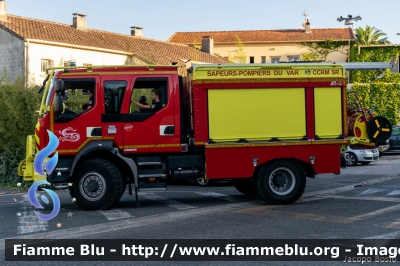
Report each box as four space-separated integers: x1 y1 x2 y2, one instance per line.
72 158 123 210
254 160 306 205
346 153 358 166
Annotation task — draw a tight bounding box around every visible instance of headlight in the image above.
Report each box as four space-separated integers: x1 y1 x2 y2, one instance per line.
359 150 369 154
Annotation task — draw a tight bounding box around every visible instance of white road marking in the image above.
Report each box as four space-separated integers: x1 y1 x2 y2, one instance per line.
387 190 400 196
352 204 400 221
358 188 386 196
97 209 133 221
138 192 195 210
17 195 48 235
195 192 239 202
327 195 400 203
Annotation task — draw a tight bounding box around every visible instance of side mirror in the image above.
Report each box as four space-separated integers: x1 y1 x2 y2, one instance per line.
53 95 63 115
54 79 65 93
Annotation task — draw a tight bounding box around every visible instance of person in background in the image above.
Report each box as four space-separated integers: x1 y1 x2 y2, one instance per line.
131 88 163 112
83 87 95 111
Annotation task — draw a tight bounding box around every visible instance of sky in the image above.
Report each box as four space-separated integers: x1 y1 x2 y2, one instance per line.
6 0 400 42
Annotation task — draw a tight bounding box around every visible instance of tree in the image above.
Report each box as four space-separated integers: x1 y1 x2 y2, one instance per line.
228 35 247 63
301 40 350 62
301 40 349 62
355 26 390 45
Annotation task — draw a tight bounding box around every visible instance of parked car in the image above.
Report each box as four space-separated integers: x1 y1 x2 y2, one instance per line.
387 126 400 153
377 139 390 157
346 146 379 166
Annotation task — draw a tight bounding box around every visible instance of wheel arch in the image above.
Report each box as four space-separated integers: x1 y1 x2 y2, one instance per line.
69 140 135 185
253 158 314 179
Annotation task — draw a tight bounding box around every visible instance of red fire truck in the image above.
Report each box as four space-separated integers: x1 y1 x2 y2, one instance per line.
18 63 392 210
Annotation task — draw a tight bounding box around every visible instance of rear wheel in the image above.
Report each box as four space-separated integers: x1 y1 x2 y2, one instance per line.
196 178 212 187
255 160 306 205
346 153 358 166
71 158 123 210
232 179 257 195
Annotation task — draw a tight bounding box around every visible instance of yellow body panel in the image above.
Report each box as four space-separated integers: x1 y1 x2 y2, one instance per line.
208 88 306 142
314 87 342 139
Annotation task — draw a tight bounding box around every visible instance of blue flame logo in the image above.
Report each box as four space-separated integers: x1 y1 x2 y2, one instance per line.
28 130 61 221
28 180 60 220
34 130 59 176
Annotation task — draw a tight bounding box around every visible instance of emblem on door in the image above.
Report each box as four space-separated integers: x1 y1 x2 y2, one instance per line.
124 124 133 132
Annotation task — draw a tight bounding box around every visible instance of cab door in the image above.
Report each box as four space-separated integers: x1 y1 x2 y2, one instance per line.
121 75 181 154
100 76 130 148
53 77 101 155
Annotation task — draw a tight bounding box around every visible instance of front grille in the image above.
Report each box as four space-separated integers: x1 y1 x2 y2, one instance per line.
373 156 379 160
363 157 372 160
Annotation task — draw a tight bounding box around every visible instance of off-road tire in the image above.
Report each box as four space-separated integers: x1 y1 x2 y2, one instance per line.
255 160 306 205
72 158 123 210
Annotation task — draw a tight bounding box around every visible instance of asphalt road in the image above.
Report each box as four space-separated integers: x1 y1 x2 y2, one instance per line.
1 155 400 265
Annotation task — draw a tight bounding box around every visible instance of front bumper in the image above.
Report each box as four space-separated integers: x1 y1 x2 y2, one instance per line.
18 135 46 182
357 151 379 162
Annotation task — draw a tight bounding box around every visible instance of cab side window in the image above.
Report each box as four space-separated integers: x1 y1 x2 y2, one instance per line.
104 81 127 114
54 78 96 122
130 78 168 113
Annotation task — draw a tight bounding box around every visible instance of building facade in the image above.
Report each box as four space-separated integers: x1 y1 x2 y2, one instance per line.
168 21 356 64
0 1 227 85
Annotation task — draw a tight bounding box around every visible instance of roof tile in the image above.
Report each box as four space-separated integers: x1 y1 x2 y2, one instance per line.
168 28 356 44
0 14 227 74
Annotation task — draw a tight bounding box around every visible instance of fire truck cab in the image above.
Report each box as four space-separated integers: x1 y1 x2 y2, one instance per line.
18 63 392 210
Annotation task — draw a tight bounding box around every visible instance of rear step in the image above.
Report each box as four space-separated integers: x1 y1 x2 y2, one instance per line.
137 156 162 166
138 169 167 178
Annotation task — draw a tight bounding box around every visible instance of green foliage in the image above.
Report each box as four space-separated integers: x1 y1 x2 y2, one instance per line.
349 37 400 125
64 90 89 114
228 35 247 63
301 52 323 62
301 40 350 62
348 82 400 125
350 45 400 82
355 26 390 45
0 71 40 188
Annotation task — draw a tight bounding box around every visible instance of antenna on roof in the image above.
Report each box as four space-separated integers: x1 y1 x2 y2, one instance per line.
302 10 309 21
302 10 311 33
